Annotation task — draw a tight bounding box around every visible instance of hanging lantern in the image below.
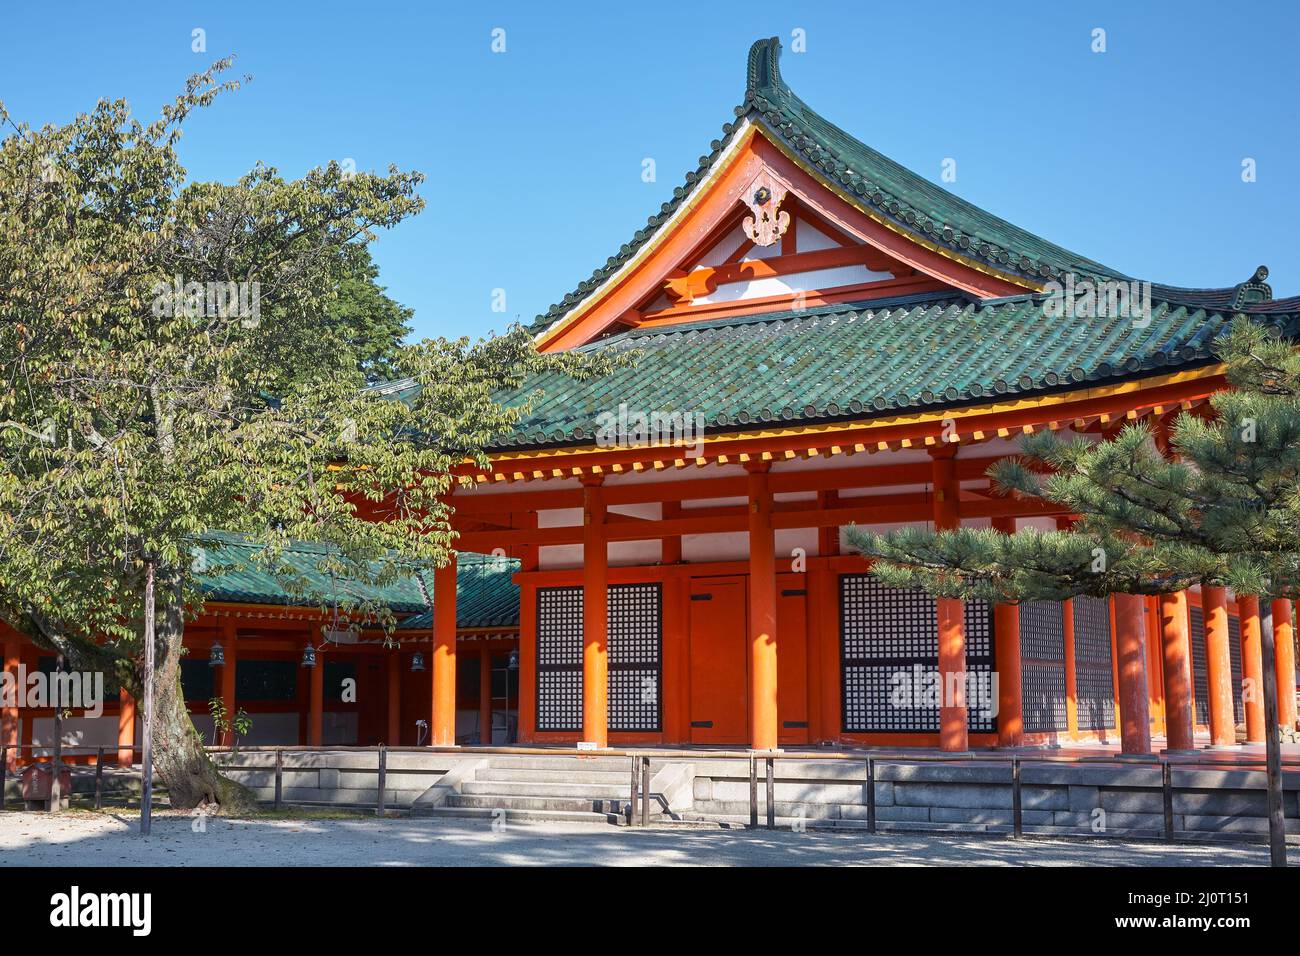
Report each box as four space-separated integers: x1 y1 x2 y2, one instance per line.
410 651 425 673
208 642 225 667
301 644 317 668
508 649 519 670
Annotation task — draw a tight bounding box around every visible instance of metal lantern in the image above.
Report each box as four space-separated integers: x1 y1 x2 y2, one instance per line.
508 649 519 670
208 642 224 667
300 644 317 668
410 651 426 672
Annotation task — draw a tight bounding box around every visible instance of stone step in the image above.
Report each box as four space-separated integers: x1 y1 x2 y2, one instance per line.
461 780 630 800
476 767 632 785
485 755 645 772
412 805 623 825
447 793 633 814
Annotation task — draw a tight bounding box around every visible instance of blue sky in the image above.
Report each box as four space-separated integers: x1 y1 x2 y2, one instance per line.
2 1 1297 341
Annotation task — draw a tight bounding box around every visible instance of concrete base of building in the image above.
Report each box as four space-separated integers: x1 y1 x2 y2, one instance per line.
195 746 1300 845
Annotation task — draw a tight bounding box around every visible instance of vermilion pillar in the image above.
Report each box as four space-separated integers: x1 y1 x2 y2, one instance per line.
2 640 19 769
1202 586 1236 747
117 687 136 765
1238 595 1266 744
747 465 779 751
218 619 237 747
581 479 609 747
479 645 493 746
308 645 324 746
1272 599 1297 731
431 555 458 747
386 652 401 745
991 517 1023 747
1159 591 1195 751
1062 599 1079 737
1113 593 1152 755
931 448 967 751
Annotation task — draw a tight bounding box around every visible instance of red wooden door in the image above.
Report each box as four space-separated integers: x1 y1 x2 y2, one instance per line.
689 577 748 743
777 573 809 745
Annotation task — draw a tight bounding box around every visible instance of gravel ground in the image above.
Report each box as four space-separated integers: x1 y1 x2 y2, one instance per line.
0 810 1291 866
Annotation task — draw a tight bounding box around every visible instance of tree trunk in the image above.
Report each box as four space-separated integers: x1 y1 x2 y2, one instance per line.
143 572 254 814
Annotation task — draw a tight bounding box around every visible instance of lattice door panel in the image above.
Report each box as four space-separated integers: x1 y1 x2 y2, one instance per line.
964 599 997 734
1020 601 1068 733
608 583 662 732
1189 605 1245 726
840 574 997 734
536 586 584 731
1072 596 1116 731
535 583 664 733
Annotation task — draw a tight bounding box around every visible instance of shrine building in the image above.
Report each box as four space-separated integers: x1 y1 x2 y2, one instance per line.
3 38 1298 766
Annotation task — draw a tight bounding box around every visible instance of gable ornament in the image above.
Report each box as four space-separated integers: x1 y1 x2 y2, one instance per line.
740 168 791 247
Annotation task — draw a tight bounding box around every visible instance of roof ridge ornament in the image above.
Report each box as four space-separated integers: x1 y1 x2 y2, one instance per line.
746 36 783 97
1232 265 1272 308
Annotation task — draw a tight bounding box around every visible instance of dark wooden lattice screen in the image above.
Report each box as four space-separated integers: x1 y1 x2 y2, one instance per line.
536 587 584 732
840 574 996 734
1072 596 1116 731
1020 601 1068 733
1189 605 1245 726
607 583 662 732
535 583 663 733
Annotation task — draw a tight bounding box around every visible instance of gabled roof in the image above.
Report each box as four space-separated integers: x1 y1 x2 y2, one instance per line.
526 37 1294 341
196 532 520 628
491 293 1299 451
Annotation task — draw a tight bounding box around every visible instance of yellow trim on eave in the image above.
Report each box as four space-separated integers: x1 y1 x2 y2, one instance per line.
482 363 1224 466
535 126 760 351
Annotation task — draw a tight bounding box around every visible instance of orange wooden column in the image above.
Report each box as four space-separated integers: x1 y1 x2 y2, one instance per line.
1238 595 1266 744
990 517 1023 747
386 652 401 745
1159 591 1195 751
1272 599 1298 731
581 478 609 747
931 448 967 751
431 555 458 747
117 687 136 765
308 644 325 746
1113 593 1152 755
479 645 493 745
1202 586 1237 747
747 464 779 751
1062 599 1079 737
218 619 237 746
2 639 19 769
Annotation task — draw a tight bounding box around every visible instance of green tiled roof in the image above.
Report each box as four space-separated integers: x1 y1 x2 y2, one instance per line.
196 532 519 628
490 292 1300 450
526 37 1295 337
399 555 521 631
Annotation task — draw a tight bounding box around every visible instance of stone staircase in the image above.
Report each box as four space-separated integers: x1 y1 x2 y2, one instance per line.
411 754 671 825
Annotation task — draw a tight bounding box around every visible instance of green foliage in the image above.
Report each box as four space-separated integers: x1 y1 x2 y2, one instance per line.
0 59 607 677
847 317 1300 602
